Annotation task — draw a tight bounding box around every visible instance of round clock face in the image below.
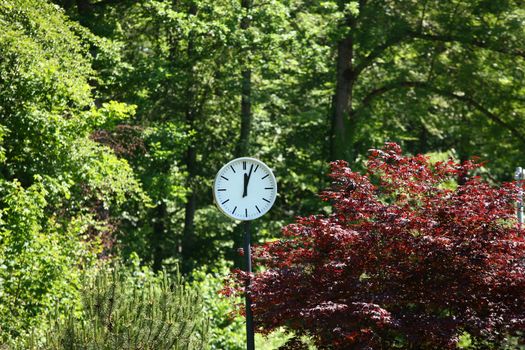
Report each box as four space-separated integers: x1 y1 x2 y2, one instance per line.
213 157 277 221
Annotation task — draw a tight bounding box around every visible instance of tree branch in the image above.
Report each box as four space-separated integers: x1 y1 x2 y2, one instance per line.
353 29 524 83
408 31 525 59
353 35 408 78
91 0 131 8
356 80 525 144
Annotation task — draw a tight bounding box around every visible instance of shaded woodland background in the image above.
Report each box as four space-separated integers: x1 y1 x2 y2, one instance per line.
0 0 524 348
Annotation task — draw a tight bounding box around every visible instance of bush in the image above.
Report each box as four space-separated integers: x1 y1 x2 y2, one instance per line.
25 262 209 350
227 143 525 349
191 263 296 350
0 179 94 343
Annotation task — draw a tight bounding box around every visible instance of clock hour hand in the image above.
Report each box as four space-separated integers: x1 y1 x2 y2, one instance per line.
243 173 248 197
242 164 254 198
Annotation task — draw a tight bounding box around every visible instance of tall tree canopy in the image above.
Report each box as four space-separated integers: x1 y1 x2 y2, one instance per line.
328 0 525 175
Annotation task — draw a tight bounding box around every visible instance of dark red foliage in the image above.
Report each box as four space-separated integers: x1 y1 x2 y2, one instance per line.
228 143 525 349
91 124 146 158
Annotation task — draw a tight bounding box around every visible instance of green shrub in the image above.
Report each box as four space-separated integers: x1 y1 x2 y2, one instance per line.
0 178 95 343
25 262 209 350
190 263 300 350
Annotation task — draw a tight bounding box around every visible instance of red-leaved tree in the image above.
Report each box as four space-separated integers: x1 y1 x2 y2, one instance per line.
226 143 525 349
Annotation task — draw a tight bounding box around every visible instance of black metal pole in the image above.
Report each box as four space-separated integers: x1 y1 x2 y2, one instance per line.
243 220 255 350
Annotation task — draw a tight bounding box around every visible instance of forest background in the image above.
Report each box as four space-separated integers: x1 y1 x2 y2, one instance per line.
0 0 524 348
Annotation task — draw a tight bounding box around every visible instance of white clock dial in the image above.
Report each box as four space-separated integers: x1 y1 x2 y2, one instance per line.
213 157 277 221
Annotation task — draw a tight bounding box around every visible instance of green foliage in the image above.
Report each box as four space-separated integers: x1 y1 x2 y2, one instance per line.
0 178 94 342
0 0 148 217
24 261 209 350
0 0 92 112
502 334 525 350
0 0 148 343
190 264 293 350
190 265 245 349
341 0 525 177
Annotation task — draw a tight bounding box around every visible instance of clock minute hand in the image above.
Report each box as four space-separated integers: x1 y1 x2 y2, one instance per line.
242 164 254 198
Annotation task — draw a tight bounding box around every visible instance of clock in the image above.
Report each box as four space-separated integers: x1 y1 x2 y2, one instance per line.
213 157 277 221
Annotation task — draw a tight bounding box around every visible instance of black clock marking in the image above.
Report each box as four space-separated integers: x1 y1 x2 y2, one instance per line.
232 206 237 214
230 165 236 173
262 198 270 203
255 205 261 213
221 199 230 205
221 175 229 181
218 188 226 191
254 164 259 173
245 208 248 217
243 161 246 170
264 187 273 190
261 174 269 180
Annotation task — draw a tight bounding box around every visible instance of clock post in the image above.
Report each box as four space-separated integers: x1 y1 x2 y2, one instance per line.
213 157 277 350
243 220 255 350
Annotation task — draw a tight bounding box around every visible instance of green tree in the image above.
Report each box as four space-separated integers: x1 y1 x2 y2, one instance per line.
0 0 147 341
326 0 524 172
101 0 243 271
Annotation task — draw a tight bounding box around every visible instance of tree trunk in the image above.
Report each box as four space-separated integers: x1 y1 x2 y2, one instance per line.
181 2 198 274
419 124 428 154
75 0 92 26
236 0 253 158
151 201 166 272
236 68 252 157
181 177 196 272
330 33 354 162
